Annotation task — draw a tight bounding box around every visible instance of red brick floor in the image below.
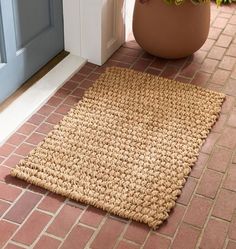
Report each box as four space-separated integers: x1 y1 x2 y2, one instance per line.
1 3 236 249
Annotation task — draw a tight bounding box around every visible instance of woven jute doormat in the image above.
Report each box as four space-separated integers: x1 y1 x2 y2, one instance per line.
11 67 225 228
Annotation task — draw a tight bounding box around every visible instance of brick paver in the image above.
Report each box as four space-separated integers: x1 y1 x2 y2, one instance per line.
1 3 236 248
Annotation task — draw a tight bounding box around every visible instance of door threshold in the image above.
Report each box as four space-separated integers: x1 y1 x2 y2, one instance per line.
0 54 86 145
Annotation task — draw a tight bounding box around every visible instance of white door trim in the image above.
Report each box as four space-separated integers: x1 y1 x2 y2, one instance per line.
62 0 82 56
63 0 126 66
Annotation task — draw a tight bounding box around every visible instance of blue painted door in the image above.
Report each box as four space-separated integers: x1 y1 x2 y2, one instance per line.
0 0 64 103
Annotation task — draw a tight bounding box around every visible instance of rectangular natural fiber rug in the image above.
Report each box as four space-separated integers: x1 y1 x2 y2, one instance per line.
11 67 225 228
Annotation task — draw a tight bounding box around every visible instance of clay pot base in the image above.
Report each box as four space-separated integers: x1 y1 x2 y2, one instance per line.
133 0 210 59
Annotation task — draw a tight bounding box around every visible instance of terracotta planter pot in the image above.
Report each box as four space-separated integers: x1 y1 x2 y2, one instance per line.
133 0 210 59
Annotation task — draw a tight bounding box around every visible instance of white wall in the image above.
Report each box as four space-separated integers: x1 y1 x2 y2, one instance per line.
63 0 127 66
63 0 81 56
125 0 135 41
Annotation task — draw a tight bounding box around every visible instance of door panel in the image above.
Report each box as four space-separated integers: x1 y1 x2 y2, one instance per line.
13 0 51 49
0 0 64 103
0 33 3 63
0 5 5 63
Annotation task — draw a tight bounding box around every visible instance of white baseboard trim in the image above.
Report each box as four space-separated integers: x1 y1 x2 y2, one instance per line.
0 54 86 145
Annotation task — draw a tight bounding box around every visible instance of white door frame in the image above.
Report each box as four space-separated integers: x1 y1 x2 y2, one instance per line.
63 0 133 66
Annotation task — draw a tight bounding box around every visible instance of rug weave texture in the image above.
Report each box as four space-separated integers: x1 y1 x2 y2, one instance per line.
11 67 225 228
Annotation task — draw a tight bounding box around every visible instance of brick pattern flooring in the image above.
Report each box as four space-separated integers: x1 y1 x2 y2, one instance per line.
1 3 236 249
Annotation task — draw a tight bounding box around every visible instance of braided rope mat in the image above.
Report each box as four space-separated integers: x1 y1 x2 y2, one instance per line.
11 67 225 228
